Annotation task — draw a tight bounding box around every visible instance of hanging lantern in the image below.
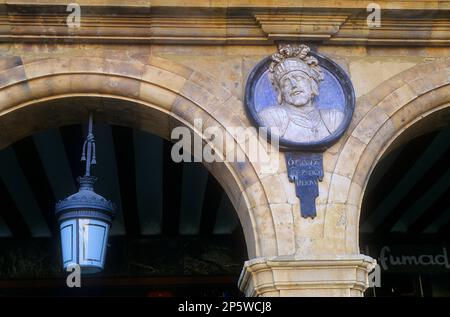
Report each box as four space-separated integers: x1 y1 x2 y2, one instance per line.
55 114 116 274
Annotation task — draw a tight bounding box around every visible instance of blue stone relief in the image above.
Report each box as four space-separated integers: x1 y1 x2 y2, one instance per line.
254 67 345 114
245 44 355 219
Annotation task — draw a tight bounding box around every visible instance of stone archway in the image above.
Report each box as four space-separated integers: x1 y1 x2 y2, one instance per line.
0 55 280 261
237 57 449 297
5 54 447 297
327 57 450 256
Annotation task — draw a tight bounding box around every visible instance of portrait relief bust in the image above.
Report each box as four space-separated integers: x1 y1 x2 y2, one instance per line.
258 44 344 143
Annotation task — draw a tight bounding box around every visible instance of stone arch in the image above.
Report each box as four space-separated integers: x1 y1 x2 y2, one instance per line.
326 57 450 255
0 55 280 258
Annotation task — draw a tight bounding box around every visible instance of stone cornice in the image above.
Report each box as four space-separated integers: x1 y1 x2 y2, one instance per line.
0 2 449 45
3 1 449 9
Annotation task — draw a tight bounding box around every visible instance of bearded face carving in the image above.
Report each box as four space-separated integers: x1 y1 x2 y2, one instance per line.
258 44 344 143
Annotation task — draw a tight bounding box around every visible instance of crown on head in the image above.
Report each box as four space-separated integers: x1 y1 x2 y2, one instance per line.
269 44 323 88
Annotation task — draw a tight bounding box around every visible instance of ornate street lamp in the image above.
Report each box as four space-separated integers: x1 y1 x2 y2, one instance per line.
55 114 116 274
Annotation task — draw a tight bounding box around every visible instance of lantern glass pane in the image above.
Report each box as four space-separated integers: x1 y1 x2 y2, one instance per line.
60 219 77 268
78 218 110 274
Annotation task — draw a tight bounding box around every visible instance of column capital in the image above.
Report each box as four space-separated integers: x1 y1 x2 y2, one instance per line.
238 254 376 297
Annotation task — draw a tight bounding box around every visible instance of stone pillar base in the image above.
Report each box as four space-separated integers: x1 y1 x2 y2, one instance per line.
238 254 376 297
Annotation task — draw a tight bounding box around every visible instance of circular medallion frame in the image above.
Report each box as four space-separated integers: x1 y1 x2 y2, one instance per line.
245 51 355 151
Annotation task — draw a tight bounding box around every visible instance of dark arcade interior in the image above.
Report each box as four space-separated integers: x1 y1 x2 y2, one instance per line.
0 122 449 296
361 125 450 297
0 124 247 296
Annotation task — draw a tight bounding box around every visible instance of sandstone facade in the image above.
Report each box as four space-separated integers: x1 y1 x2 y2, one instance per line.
0 0 449 296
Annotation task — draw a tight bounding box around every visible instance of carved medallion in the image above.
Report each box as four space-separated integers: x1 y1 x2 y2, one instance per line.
245 44 355 218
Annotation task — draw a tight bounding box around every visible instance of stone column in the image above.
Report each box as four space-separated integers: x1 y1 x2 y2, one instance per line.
238 254 376 297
